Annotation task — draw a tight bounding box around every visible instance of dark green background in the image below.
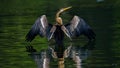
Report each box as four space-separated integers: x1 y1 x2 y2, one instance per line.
0 0 120 68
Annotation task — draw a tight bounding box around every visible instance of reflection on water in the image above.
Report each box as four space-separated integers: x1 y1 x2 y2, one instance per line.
0 0 120 68
26 40 95 68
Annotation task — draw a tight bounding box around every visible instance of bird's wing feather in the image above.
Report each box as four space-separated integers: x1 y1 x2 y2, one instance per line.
65 15 95 40
26 15 53 42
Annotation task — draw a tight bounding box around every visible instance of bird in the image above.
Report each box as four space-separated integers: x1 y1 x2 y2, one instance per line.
25 6 95 44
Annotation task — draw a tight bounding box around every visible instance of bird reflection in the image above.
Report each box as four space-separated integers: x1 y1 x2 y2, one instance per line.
26 40 95 68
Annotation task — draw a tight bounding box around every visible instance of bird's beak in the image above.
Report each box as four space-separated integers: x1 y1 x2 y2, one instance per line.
61 26 72 40
63 6 72 11
60 6 72 12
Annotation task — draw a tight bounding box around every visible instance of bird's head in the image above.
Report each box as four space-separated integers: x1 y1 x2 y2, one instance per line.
56 6 72 25
56 17 63 25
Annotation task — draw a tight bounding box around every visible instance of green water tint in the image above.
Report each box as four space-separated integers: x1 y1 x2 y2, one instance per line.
26 40 95 68
0 0 120 68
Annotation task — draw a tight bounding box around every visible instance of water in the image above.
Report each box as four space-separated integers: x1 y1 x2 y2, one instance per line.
0 0 120 68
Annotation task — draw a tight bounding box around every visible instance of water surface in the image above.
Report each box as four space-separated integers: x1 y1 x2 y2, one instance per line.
0 0 120 68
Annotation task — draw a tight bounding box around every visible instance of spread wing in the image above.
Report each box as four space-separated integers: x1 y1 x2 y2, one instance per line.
65 15 95 40
25 15 54 42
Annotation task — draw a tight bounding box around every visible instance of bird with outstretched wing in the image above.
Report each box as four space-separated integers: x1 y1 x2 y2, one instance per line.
25 6 95 44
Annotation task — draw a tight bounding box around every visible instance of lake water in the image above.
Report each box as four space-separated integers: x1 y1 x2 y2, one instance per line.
0 0 120 68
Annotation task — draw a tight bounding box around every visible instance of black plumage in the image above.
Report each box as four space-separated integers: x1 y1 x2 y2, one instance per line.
26 15 95 43
65 16 95 40
26 15 53 42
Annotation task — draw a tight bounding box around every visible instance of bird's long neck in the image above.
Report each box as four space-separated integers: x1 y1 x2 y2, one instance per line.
58 58 64 68
56 6 72 25
56 10 63 25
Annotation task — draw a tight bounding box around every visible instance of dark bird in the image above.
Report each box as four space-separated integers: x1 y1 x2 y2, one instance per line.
25 6 95 44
